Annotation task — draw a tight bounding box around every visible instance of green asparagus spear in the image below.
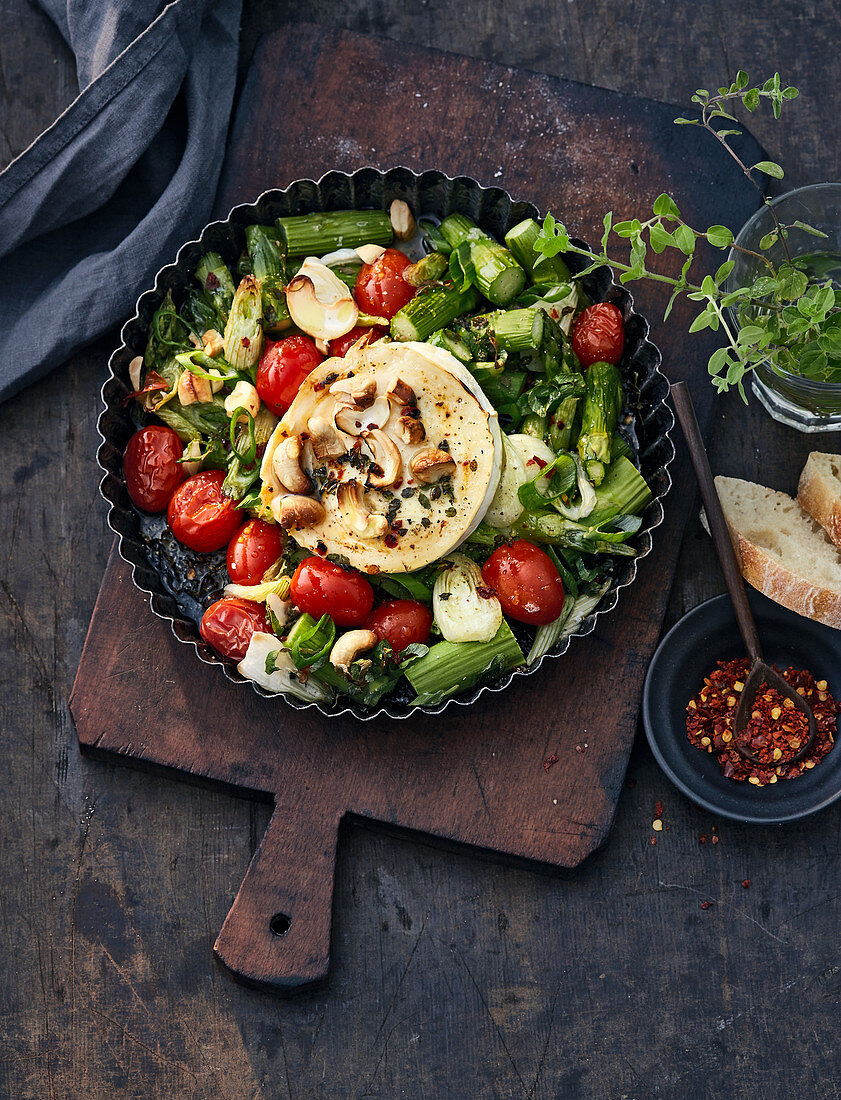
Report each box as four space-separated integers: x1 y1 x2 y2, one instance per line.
277 210 392 255
504 218 572 284
439 213 526 306
577 361 624 467
491 307 544 352
403 252 449 286
390 285 482 342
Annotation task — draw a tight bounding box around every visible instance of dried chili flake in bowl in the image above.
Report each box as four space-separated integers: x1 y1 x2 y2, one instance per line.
686 657 838 785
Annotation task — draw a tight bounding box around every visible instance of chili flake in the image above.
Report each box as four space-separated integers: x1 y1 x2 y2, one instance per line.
543 753 558 772
686 658 838 784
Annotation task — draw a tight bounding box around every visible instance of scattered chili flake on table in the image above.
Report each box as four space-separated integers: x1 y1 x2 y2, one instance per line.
543 753 558 772
686 657 838 785
700 900 714 910
742 880 751 890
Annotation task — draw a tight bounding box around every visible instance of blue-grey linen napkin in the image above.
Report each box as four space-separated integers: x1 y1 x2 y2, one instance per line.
0 0 242 404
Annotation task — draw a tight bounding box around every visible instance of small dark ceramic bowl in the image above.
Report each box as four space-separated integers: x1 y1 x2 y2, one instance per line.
643 589 841 824
98 167 674 720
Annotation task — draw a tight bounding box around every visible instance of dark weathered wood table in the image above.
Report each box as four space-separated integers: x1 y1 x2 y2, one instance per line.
2 2 840 1096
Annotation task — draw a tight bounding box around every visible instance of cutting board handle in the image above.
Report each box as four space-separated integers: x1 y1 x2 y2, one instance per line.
213 801 341 991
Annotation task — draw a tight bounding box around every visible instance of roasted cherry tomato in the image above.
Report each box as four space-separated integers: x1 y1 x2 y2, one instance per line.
328 324 388 358
256 335 324 415
290 557 374 627
167 470 242 552
354 248 416 319
366 599 433 654
481 540 565 626
124 425 184 512
226 519 285 585
200 597 270 661
571 302 625 367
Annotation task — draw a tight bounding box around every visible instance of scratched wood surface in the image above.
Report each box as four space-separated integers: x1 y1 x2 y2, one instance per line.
3 1 841 1097
71 24 763 993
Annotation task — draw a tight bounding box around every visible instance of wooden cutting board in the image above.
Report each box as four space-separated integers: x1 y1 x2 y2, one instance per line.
70 24 766 991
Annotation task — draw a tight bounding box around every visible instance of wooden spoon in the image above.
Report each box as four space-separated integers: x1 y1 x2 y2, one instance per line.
671 381 816 766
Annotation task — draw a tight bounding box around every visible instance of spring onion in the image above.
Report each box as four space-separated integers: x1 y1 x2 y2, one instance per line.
526 584 610 665
223 275 263 374
418 218 452 255
405 620 525 706
285 613 336 669
196 252 236 323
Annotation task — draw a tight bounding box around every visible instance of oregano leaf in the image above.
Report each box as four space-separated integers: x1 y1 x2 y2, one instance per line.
753 160 785 179
706 225 734 248
652 193 681 219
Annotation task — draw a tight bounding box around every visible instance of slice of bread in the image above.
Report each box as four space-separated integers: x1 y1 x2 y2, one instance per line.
714 474 841 628
797 452 841 549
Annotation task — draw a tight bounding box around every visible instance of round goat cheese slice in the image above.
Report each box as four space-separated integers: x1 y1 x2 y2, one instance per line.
259 341 502 573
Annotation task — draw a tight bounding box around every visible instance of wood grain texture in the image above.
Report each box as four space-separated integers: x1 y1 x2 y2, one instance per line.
71 23 766 992
5 0 841 1096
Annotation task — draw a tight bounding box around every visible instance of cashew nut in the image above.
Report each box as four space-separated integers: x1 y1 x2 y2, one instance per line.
286 263 358 341
335 396 391 436
364 429 402 489
308 414 353 460
329 629 378 672
410 448 456 483
225 380 261 422
177 369 213 406
277 494 326 530
396 413 425 445
272 435 312 494
356 244 386 265
128 355 143 392
386 378 417 407
337 482 389 539
389 200 415 241
329 376 377 409
201 329 225 358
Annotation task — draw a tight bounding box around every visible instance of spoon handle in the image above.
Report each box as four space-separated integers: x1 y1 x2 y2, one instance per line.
671 381 762 662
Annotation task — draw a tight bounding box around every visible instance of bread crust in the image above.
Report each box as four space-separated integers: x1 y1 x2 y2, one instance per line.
730 527 841 629
797 453 841 550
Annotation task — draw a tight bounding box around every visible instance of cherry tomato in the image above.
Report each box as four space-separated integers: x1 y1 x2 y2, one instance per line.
167 470 242 553
124 425 184 512
290 557 374 627
200 597 270 661
226 519 285 585
354 248 416 319
571 302 625 367
481 540 565 626
256 335 324 415
366 599 433 654
328 324 387 358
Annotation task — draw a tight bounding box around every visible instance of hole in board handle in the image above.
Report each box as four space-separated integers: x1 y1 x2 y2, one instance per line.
270 912 291 937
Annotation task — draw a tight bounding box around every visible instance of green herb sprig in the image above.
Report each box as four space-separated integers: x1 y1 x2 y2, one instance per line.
534 73 841 397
